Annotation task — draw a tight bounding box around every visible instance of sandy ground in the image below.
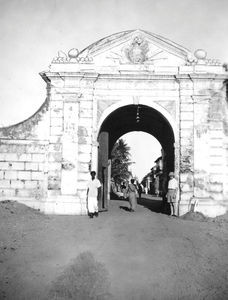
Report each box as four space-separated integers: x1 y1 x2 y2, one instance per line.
0 196 228 300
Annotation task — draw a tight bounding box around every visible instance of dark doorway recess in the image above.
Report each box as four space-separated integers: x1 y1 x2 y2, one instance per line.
98 104 175 211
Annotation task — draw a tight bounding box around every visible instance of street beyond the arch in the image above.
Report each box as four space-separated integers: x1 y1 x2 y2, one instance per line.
0 196 228 300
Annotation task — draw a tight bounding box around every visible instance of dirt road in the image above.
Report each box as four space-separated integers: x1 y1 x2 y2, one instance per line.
0 197 228 300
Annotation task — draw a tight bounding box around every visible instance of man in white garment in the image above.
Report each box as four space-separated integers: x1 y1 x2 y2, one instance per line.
166 172 178 216
86 171 101 218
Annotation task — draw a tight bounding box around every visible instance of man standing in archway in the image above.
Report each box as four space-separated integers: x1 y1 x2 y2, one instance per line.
86 171 101 218
167 172 178 216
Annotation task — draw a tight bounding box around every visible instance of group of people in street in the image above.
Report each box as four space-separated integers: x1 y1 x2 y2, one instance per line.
86 170 178 219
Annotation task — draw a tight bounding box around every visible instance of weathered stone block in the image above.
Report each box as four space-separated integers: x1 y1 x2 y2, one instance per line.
4 171 17 180
25 162 39 171
80 107 93 118
50 99 64 107
209 183 223 193
180 183 193 192
78 144 91 154
48 152 62 162
179 173 189 182
76 180 88 190
180 90 193 96
209 165 224 173
180 104 194 112
209 121 223 130
48 143 62 152
18 154 32 162
0 188 15 197
78 153 91 163
48 176 61 190
24 181 39 189
180 120 193 129
209 138 223 147
32 154 45 162
78 172 90 181
11 180 24 189
48 162 61 171
180 111 194 121
50 126 63 136
0 180 11 188
38 163 46 171
180 137 192 146
31 172 44 180
78 162 90 172
0 153 18 161
79 101 93 110
209 156 224 165
18 171 31 180
10 162 25 170
180 129 193 139
50 108 64 119
209 130 224 139
209 173 223 183
0 162 9 169
15 189 33 197
209 147 224 156
51 117 63 127
79 118 92 127
179 191 193 201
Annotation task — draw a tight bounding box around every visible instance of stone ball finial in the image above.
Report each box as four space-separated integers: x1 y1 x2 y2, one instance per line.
68 48 79 59
187 52 195 63
194 49 207 60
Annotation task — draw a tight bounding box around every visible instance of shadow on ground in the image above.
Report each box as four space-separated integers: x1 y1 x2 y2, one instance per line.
138 196 171 215
118 194 171 215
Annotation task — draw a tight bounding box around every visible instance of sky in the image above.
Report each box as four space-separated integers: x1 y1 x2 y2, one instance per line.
121 132 161 181
0 0 228 180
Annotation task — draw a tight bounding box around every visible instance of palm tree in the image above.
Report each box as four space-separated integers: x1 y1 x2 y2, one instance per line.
111 139 132 185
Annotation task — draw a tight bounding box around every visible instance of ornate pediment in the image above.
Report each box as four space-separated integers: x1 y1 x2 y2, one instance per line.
76 29 191 66
50 30 222 68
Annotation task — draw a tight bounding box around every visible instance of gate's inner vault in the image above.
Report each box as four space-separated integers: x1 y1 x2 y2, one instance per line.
98 104 175 210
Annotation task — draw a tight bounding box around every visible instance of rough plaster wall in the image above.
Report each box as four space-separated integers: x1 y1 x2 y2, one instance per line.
222 84 228 196
0 98 50 202
0 97 50 140
192 84 227 200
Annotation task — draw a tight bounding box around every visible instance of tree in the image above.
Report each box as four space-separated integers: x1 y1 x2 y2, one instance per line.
111 139 132 185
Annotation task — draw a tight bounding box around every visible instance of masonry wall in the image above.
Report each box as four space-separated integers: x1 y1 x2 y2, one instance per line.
0 97 50 209
0 140 48 207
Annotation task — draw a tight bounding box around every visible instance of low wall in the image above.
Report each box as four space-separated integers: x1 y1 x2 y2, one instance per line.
0 139 48 209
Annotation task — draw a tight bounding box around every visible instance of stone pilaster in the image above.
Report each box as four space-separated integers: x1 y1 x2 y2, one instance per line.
178 77 194 215
61 97 79 195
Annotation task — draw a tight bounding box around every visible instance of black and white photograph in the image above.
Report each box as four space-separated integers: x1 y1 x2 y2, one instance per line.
0 0 228 299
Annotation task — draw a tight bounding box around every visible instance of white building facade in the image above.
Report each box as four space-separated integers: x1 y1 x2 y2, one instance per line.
0 30 228 217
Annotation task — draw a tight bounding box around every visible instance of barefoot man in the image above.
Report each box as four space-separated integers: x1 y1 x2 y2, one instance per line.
86 171 101 218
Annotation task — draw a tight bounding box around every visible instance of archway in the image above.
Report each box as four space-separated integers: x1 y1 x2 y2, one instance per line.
97 104 175 211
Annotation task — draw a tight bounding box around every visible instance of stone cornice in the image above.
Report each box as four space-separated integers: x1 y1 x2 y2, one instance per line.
41 71 228 83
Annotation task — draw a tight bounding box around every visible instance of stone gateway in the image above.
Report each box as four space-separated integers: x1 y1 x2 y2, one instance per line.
0 30 228 217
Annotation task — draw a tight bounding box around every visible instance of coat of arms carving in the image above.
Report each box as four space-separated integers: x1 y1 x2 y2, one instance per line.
125 35 149 64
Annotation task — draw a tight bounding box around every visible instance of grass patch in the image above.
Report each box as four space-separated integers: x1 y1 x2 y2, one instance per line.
49 251 112 300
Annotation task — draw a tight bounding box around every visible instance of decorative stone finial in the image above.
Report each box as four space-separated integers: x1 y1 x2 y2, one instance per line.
194 49 207 60
186 53 196 63
68 48 79 59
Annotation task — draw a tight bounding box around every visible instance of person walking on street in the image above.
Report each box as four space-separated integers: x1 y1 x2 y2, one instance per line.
86 171 101 218
127 179 138 212
137 183 143 201
166 172 178 216
122 181 128 199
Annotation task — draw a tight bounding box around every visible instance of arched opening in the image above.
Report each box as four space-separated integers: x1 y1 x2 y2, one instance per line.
97 104 175 211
